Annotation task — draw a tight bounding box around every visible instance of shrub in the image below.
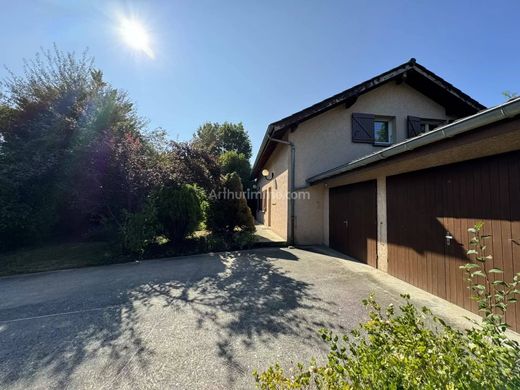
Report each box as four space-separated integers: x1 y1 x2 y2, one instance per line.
218 150 252 189
234 230 256 250
206 172 255 233
254 223 520 389
190 184 209 229
155 184 202 243
460 221 520 333
119 204 159 256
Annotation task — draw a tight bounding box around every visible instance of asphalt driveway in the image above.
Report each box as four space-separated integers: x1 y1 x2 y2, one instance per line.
0 247 478 389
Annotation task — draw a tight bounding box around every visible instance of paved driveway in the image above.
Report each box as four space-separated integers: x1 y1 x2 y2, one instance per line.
0 247 477 389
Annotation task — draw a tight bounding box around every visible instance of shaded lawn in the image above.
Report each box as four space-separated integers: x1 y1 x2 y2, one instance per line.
0 229 270 277
0 241 119 277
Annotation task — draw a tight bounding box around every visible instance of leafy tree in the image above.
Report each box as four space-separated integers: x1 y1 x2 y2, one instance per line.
218 150 252 189
207 172 255 233
163 141 221 193
154 184 202 244
119 201 159 256
503 90 519 100
193 121 252 160
0 46 154 246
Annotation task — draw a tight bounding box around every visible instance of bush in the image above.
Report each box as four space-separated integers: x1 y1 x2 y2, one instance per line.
206 172 255 233
254 223 520 389
155 184 202 244
119 204 159 256
190 184 209 229
218 150 252 189
233 230 256 249
255 294 520 389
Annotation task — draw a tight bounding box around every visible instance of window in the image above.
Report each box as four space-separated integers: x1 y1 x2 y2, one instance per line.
407 116 446 138
420 119 444 133
373 119 392 144
373 116 395 145
351 113 395 145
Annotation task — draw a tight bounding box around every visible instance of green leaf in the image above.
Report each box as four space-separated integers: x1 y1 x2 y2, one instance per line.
489 268 504 274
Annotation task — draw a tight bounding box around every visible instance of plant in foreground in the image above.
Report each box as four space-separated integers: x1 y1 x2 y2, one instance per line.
254 223 520 389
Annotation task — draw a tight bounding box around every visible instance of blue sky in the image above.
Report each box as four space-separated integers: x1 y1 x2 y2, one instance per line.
1 0 519 159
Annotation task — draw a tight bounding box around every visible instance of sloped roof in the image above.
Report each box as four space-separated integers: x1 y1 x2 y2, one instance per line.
306 96 520 184
252 58 485 176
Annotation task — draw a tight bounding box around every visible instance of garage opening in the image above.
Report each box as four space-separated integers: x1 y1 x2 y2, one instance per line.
387 151 520 332
329 180 377 266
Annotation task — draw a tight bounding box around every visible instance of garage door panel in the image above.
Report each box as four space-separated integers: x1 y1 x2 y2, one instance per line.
509 155 520 332
387 151 520 332
329 180 377 266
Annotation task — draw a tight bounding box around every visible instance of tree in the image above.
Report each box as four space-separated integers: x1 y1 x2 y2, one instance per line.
0 46 154 246
154 184 202 244
206 172 255 233
163 141 221 193
503 90 519 100
218 150 252 189
193 121 252 160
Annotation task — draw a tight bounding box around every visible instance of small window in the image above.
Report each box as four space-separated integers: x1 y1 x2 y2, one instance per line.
421 119 444 133
408 116 446 138
373 118 393 145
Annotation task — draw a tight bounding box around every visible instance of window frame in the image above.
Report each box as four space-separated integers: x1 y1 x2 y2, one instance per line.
420 118 446 133
373 116 395 146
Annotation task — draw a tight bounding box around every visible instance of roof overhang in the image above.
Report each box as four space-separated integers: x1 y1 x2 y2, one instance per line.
252 58 485 177
306 97 520 185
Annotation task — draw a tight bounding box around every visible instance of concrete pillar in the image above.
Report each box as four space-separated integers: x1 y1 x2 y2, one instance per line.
323 184 329 246
377 176 388 272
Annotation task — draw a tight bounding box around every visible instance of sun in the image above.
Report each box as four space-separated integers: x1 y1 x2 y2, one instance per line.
118 18 155 59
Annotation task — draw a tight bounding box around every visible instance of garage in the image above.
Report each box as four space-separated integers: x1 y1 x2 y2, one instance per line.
329 180 377 266
387 151 520 330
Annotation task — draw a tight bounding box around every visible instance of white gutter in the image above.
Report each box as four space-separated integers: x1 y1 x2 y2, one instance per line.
307 97 520 184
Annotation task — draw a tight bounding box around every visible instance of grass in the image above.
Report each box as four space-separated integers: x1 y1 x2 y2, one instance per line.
0 241 119 277
0 229 275 277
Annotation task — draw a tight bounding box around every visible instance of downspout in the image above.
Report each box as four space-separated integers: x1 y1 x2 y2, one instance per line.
268 136 295 245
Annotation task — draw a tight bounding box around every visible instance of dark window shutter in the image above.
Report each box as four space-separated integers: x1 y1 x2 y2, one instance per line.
352 113 374 143
407 116 422 138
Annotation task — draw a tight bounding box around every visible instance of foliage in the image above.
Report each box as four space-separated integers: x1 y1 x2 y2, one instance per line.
0 46 256 258
202 230 256 252
163 141 221 193
503 90 519 100
154 184 202 244
207 172 255 234
254 223 520 389
0 241 115 277
219 150 252 189
460 222 520 333
190 184 210 228
0 46 156 247
119 203 159 256
233 230 256 249
193 121 252 160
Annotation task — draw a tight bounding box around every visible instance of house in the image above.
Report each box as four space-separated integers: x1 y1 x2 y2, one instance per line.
252 59 520 331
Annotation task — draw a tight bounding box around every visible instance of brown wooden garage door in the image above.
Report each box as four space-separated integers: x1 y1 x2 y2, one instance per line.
329 180 377 266
387 151 520 331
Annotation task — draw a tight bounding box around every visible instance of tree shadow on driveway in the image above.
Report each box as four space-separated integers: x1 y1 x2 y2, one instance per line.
0 248 340 388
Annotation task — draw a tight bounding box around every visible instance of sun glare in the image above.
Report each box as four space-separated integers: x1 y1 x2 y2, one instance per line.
118 18 155 59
